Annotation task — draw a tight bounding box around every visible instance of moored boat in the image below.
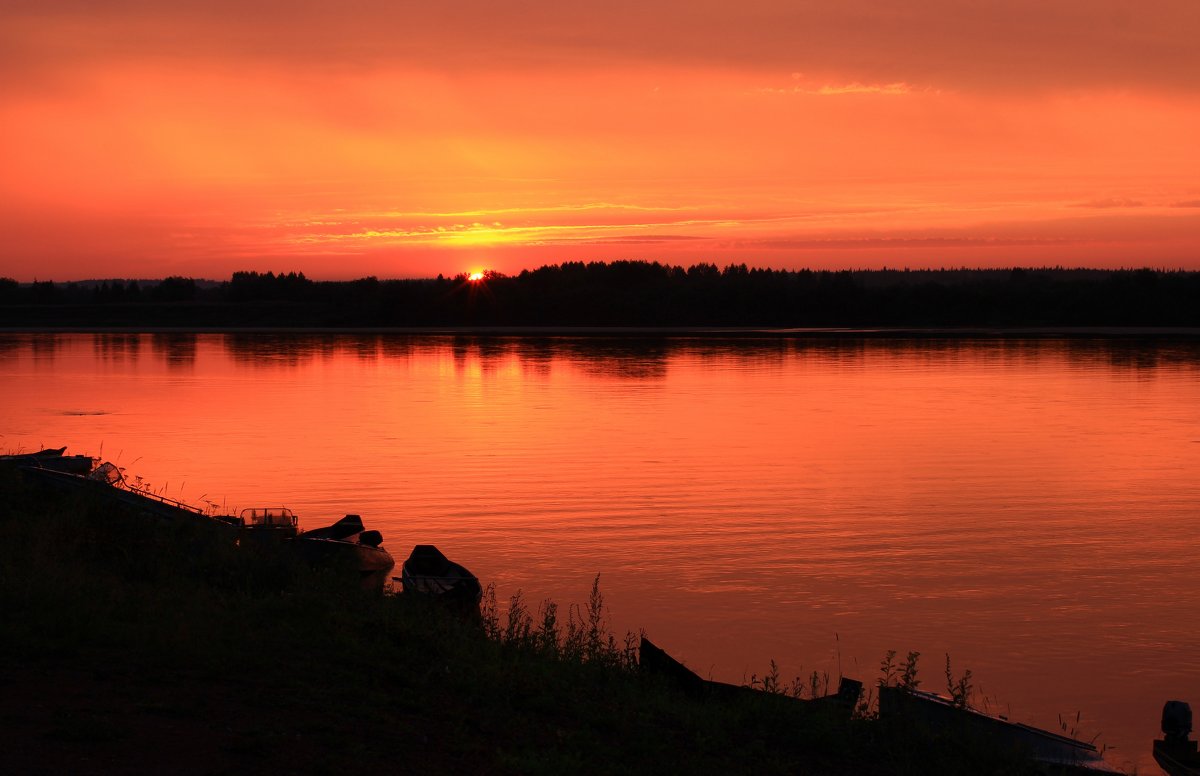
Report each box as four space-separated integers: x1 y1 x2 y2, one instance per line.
23 460 227 529
1 446 66 462
293 513 395 591
877 685 1120 774
3 446 95 475
639 636 862 716
1154 700 1200 776
228 507 300 540
400 544 482 605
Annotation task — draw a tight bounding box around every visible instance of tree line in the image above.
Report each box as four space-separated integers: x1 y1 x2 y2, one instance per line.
1 263 1198 327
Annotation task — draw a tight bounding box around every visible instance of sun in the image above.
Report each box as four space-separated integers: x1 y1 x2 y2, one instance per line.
467 271 485 282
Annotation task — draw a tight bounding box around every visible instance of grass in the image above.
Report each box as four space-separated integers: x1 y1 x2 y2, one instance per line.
0 466 1040 775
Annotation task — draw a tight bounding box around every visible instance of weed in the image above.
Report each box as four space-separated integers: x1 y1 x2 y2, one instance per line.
880 649 898 687
901 651 921 690
944 653 973 709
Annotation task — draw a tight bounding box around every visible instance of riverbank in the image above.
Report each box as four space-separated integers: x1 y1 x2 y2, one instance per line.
0 467 1053 775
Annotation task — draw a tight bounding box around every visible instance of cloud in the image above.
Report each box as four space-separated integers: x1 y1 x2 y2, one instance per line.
756 82 914 96
726 237 1080 251
1170 200 1200 208
1072 198 1145 209
4 1 1200 93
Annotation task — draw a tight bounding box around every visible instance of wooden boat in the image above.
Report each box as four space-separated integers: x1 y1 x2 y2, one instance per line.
639 637 862 717
877 685 1120 774
293 513 395 591
399 544 482 605
1154 700 1200 776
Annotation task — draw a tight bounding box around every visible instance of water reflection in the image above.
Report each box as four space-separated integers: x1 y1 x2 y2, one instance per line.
203 333 1200 379
150 333 197 369
5 331 1200 375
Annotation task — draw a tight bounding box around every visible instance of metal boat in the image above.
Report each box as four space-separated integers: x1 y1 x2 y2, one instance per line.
1154 700 1200 776
877 685 1120 774
639 636 862 716
292 513 395 591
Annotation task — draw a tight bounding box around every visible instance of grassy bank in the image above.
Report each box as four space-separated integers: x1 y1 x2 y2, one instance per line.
0 467 1034 775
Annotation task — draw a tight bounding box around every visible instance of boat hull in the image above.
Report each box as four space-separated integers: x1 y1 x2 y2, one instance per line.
1154 739 1200 776
399 545 482 605
878 685 1119 774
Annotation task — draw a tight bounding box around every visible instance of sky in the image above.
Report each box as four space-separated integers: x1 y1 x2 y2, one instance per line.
2 1 1199 280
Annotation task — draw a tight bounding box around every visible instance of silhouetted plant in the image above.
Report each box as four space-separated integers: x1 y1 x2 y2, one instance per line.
880 649 899 687
480 573 638 671
944 653 973 708
480 583 500 640
901 651 921 690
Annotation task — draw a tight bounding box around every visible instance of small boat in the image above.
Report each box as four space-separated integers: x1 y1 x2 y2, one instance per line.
399 544 482 605
877 685 1120 774
1154 700 1200 776
639 636 862 716
3 446 95 475
0 446 66 462
228 507 300 540
23 460 225 528
293 513 395 591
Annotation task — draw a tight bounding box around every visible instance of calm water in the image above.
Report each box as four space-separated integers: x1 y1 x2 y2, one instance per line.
4 332 1200 772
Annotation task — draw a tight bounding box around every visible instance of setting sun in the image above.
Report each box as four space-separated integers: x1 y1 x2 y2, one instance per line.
467 271 486 282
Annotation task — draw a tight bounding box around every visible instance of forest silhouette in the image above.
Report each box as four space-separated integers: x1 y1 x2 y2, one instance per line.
1 262 1197 328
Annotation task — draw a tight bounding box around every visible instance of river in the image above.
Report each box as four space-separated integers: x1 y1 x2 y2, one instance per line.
3 332 1199 773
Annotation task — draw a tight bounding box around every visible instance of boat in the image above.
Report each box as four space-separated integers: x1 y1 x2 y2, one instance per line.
639 636 862 716
293 513 395 591
3 446 95 475
1154 700 1200 776
227 507 300 540
23 460 226 529
399 544 482 605
877 685 1121 774
0 446 66 462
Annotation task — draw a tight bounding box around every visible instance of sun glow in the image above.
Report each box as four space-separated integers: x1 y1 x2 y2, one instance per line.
467 271 485 282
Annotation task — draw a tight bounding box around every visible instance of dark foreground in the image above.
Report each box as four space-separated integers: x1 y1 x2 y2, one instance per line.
0 467 1061 775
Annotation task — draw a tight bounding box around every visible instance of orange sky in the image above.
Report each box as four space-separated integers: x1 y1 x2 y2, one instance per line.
2 1 1199 280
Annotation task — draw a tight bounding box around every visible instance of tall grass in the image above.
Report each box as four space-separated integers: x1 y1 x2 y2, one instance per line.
483 575 639 670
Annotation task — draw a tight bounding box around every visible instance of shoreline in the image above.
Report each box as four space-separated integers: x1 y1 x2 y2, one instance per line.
4 325 1200 338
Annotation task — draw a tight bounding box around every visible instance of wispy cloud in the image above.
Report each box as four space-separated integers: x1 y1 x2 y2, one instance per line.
1170 200 1200 208
1072 198 1145 209
371 203 691 219
725 236 1081 250
755 82 915 97
283 217 744 248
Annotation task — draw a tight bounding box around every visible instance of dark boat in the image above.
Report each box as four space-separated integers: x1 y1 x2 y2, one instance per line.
3 446 95 475
877 685 1120 774
293 513 395 591
1154 700 1200 776
399 544 482 605
27 463 394 589
639 636 862 716
23 461 228 529
226 507 300 540
1 446 66 462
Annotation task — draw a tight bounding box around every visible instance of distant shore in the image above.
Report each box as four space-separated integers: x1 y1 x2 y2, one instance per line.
5 325 1200 338
4 264 1199 331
